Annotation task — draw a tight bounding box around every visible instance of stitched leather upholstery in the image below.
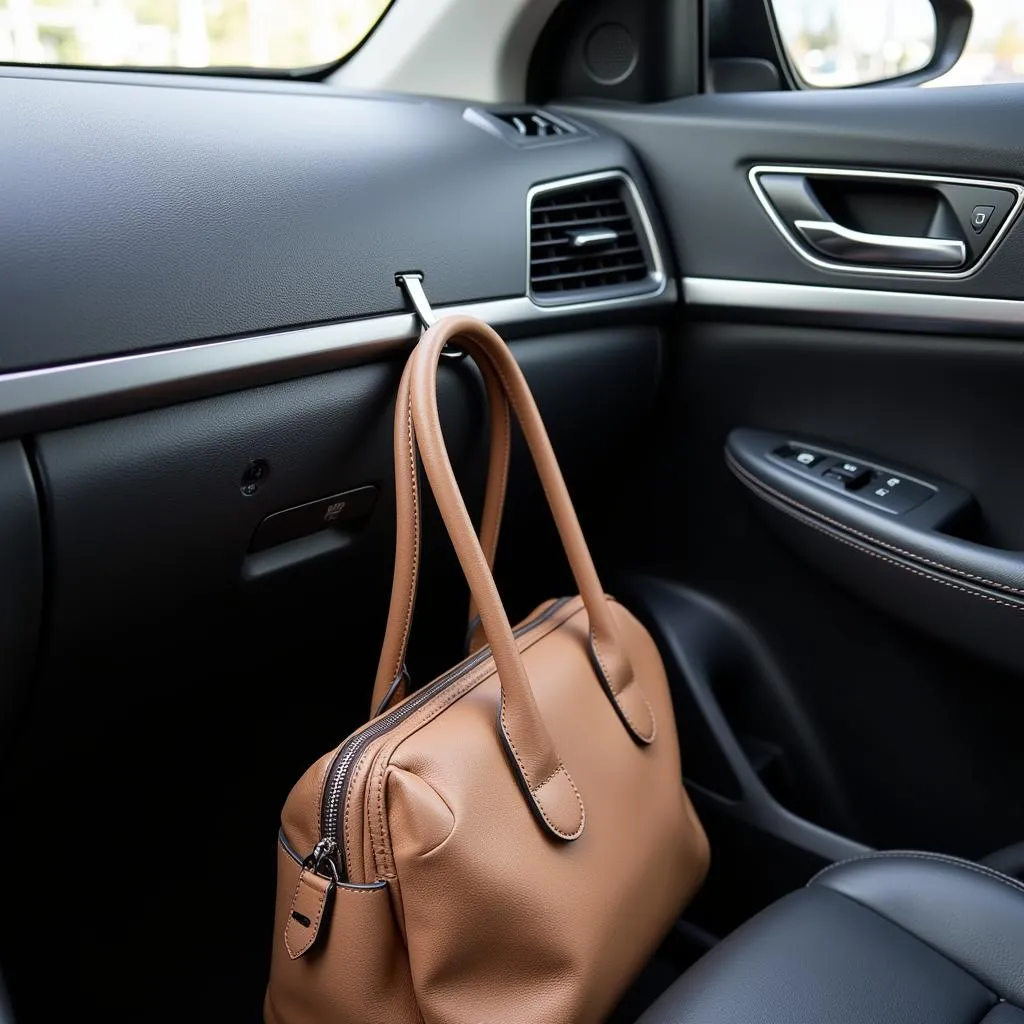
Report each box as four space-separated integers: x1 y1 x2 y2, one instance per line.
637 852 1024 1024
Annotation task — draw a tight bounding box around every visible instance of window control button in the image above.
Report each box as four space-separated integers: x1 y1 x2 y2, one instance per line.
789 448 825 468
863 473 932 514
823 459 871 489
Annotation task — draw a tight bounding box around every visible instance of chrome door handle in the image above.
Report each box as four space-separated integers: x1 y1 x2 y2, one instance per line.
793 219 966 269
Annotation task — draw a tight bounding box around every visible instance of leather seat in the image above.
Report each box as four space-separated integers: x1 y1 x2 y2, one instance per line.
638 852 1024 1024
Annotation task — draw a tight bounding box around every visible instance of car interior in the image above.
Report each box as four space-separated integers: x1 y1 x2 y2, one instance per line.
2 0 1024 1020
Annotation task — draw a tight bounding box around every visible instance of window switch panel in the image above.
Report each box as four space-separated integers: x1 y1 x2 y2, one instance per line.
862 473 932 514
770 442 935 515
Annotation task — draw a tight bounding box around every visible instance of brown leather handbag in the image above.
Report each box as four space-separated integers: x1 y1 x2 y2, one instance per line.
265 316 709 1024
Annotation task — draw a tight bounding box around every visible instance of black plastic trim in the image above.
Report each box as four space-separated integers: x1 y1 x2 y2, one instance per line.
619 575 869 862
0 288 675 443
0 442 42 738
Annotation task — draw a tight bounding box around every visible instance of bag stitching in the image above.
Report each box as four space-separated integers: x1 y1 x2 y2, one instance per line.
533 763 563 790
458 332 656 747
467 365 510 642
283 871 329 960
727 453 1024 596
344 740 382 879
591 627 657 742
391 397 421 688
499 692 585 840
366 600 587 878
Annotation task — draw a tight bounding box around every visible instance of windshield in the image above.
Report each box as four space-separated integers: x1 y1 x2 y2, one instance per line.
0 0 392 72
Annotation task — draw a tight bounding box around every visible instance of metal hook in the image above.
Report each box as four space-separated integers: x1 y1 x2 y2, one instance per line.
395 272 464 358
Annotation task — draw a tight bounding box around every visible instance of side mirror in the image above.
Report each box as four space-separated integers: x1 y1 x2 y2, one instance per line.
766 0 972 89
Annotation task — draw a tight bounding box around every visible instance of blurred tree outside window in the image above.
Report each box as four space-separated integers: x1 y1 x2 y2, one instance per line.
0 0 391 69
771 0 1024 87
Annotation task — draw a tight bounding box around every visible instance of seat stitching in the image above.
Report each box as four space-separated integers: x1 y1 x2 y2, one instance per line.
810 849 1024 899
727 453 1024 596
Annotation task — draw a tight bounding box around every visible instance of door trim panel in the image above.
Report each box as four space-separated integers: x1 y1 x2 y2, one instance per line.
0 285 674 441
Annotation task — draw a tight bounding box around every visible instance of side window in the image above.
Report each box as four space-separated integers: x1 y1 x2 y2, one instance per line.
769 0 1023 88
0 0 392 71
771 0 936 87
934 2 1024 85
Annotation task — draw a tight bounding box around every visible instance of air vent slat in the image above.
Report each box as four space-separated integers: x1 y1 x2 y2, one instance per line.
530 246 643 267
492 110 576 138
532 197 625 214
530 235 640 248
528 174 657 302
530 213 634 231
533 262 650 285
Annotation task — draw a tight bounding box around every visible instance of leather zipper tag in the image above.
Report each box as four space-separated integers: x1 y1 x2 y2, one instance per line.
284 868 334 960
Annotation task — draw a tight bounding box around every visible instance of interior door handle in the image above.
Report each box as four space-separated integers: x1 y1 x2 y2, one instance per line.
793 219 966 269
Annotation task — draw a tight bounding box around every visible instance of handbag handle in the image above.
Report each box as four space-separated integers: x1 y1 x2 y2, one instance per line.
407 316 656 841
369 349 511 717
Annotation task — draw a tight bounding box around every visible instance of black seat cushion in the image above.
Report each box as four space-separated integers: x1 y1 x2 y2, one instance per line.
637 852 1024 1024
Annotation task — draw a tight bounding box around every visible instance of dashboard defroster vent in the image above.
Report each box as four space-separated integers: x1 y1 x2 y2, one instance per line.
528 172 663 305
493 111 576 137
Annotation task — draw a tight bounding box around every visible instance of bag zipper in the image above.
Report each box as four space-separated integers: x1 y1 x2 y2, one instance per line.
317 597 571 882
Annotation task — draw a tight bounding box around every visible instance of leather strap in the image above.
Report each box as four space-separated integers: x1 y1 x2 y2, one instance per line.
406 316 656 840
369 350 510 717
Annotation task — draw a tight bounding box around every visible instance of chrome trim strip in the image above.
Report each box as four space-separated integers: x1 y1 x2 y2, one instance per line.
0 287 675 436
683 276 1024 328
749 165 1024 281
527 170 667 306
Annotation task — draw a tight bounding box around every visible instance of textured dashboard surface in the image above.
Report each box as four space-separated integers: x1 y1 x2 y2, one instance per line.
0 71 643 372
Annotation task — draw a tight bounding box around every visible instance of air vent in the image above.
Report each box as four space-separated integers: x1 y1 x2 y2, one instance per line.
529 173 660 303
493 111 576 138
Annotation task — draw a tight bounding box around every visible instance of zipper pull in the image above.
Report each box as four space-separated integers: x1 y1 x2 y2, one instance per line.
284 839 338 960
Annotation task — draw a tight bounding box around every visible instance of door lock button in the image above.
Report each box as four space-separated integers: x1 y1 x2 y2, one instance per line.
971 205 996 234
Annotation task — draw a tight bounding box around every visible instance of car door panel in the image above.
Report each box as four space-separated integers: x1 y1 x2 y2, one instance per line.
0 443 42 736
727 426 1024 673
556 92 1024 896
568 87 1024 301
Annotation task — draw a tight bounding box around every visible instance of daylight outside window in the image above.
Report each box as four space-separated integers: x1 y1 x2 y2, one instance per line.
0 0 392 70
772 0 1024 88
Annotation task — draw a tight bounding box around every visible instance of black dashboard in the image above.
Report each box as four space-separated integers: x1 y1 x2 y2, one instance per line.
0 69 669 376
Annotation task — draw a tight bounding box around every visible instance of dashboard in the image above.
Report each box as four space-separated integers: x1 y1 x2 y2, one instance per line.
0 66 673 794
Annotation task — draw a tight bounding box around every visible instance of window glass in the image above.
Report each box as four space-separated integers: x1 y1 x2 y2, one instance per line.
772 0 1024 88
771 0 937 87
931 0 1024 86
0 0 391 71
